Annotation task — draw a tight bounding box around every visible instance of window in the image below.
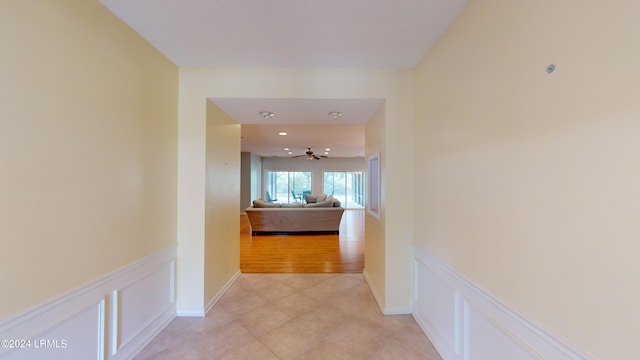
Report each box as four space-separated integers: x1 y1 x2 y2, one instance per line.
323 171 365 209
265 171 311 203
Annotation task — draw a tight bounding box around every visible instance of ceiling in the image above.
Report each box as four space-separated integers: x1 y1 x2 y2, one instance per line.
212 98 380 157
100 0 467 157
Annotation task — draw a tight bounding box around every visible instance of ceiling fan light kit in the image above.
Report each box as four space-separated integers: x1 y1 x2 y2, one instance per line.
328 111 343 119
292 148 328 161
259 111 275 119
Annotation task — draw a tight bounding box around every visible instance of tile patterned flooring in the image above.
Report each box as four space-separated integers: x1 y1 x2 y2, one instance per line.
134 273 441 360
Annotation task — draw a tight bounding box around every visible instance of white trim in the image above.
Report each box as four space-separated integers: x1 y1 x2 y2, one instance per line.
175 308 206 317
97 298 106 360
116 306 175 360
412 245 591 360
175 270 241 317
0 246 176 333
382 306 413 315
110 290 119 356
363 269 383 312
366 151 381 220
0 245 177 360
205 271 242 315
363 269 412 315
169 259 176 304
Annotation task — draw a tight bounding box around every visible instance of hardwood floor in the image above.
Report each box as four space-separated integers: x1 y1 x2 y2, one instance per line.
240 210 364 273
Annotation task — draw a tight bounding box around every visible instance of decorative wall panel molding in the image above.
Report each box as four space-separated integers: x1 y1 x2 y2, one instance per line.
412 245 590 360
0 246 176 360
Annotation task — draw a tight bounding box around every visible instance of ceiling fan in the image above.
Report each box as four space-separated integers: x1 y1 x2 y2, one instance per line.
293 148 328 161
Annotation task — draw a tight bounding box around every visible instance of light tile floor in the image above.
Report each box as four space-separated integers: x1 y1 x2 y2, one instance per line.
134 273 442 360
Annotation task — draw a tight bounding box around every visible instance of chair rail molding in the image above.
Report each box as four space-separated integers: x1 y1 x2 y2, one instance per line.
0 245 177 360
412 245 591 360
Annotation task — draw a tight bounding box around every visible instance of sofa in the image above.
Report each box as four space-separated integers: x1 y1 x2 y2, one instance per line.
245 195 344 235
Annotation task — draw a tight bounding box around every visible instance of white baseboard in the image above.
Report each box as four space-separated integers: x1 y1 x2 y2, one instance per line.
175 308 206 317
363 269 383 313
381 306 412 315
363 269 412 316
412 245 590 360
205 271 241 315
175 270 241 317
0 246 177 360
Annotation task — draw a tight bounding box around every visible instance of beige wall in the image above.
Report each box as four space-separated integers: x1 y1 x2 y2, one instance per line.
413 0 640 357
364 104 386 302
204 101 241 303
240 152 253 211
0 0 178 318
382 78 414 309
178 68 413 310
240 152 263 211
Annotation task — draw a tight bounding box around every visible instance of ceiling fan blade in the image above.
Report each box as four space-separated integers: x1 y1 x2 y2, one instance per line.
292 147 328 159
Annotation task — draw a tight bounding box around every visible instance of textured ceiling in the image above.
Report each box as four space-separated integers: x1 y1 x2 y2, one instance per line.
100 0 467 157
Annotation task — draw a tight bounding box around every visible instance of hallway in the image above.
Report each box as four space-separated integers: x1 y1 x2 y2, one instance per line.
134 273 441 359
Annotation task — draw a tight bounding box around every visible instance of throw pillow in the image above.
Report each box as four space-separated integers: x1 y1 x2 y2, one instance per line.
280 203 304 208
305 194 318 203
253 199 281 208
304 199 333 208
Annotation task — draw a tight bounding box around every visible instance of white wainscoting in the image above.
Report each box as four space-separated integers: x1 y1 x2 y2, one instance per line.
0 246 176 360
412 245 590 360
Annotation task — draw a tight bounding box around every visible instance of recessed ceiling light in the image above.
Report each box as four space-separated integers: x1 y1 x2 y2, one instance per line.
278 132 287 136
325 148 331 151
324 152 329 155
288 152 293 155
328 111 342 119
259 111 275 119
284 148 289 151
